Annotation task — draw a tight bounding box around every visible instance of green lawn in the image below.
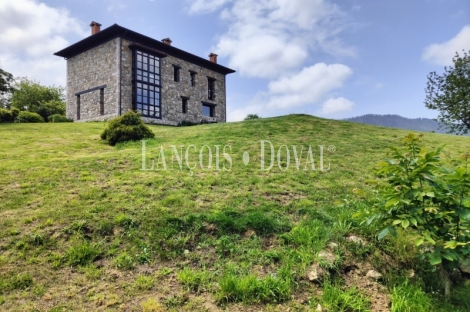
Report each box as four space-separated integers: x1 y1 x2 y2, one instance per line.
1 115 470 311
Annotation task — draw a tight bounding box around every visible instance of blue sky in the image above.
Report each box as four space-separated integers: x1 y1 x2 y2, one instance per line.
0 0 468 121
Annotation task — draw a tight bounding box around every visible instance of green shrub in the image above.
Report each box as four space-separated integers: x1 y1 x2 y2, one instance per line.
100 111 155 146
0 108 13 122
15 111 44 123
48 114 73 123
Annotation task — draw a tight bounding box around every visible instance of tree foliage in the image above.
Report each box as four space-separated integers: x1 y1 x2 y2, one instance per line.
0 66 15 109
356 134 470 298
11 79 65 121
425 50 470 135
244 114 260 121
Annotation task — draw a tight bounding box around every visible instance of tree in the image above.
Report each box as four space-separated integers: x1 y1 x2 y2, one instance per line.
244 114 260 120
0 66 15 109
11 79 65 121
356 134 470 299
425 50 470 135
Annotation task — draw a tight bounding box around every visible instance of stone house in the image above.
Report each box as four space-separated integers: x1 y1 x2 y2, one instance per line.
54 22 235 125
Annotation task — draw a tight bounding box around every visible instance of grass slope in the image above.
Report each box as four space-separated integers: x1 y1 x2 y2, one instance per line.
1 114 470 311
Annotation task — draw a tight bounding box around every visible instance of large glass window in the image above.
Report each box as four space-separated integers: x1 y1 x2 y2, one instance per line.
134 50 161 118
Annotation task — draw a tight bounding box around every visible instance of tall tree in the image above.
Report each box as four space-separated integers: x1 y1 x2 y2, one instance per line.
0 66 15 109
425 50 470 135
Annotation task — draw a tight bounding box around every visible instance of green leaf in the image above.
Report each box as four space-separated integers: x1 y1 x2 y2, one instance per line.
414 238 424 246
401 219 410 229
392 220 402 225
442 254 455 261
429 254 442 265
378 227 389 240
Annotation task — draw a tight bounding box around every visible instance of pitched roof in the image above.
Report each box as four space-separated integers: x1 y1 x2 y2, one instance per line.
54 24 235 75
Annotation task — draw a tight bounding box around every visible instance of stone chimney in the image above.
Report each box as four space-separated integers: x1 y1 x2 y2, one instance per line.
162 38 172 45
209 53 218 63
90 21 102 35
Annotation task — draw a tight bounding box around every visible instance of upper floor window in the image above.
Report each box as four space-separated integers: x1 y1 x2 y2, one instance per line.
208 77 215 100
190 71 196 87
173 65 181 82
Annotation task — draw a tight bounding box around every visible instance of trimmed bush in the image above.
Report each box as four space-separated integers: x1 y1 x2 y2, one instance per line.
48 114 73 123
16 111 44 123
100 111 155 146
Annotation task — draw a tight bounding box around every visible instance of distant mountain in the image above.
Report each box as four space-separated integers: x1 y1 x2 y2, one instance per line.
343 114 451 134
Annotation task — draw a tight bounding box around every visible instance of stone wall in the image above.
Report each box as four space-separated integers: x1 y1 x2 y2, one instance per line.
66 38 119 121
67 37 228 124
121 39 227 125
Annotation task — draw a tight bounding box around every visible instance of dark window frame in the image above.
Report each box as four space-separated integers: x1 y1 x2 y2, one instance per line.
173 65 181 82
99 88 104 115
189 71 196 87
181 97 189 114
202 102 216 117
76 95 81 120
207 77 216 100
133 49 162 119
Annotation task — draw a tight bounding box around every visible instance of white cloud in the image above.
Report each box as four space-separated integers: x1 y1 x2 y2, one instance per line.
206 0 355 79
187 0 233 14
228 63 353 121
0 0 87 86
319 97 353 115
422 25 470 66
266 63 352 108
188 0 356 121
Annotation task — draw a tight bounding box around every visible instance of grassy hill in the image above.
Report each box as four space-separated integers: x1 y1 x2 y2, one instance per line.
1 115 470 311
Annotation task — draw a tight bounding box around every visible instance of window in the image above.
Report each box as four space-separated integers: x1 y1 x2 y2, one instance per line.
202 103 215 117
190 71 196 87
134 50 161 118
182 98 188 113
173 65 180 82
99 88 104 115
207 77 215 100
76 95 81 120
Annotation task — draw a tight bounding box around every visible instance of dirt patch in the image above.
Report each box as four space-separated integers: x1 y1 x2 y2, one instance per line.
342 262 391 312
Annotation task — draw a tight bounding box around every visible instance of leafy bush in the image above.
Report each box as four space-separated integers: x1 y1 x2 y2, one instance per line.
244 114 260 120
16 111 44 123
48 114 73 123
100 111 155 146
0 108 19 122
356 133 470 298
0 108 13 122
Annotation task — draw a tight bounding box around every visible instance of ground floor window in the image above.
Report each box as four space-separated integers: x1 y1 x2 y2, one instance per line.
202 103 215 117
135 82 160 118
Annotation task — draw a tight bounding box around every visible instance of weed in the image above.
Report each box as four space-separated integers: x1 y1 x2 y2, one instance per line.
65 240 102 266
164 293 189 308
114 252 135 270
134 275 155 291
0 272 33 294
141 297 164 312
319 280 371 312
391 281 431 312
177 267 211 293
217 268 292 304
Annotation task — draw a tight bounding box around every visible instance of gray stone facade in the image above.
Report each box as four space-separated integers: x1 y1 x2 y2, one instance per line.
66 38 119 121
62 26 233 125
